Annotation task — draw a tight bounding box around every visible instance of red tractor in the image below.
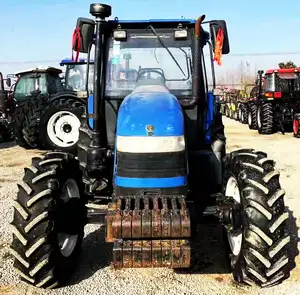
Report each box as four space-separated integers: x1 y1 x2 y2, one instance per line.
247 68 300 135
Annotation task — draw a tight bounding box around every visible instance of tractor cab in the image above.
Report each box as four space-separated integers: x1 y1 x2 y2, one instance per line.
76 15 229 153
262 68 300 100
12 67 64 102
60 58 94 92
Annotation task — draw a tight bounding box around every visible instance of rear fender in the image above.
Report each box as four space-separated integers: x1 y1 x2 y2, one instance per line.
49 91 86 105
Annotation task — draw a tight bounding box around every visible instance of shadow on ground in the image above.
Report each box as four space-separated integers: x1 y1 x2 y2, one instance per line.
0 141 16 149
67 208 299 285
68 227 113 286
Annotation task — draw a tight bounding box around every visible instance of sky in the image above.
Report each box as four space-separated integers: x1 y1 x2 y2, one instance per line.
1 0 300 84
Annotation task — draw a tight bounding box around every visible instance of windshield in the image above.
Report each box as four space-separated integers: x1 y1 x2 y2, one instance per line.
264 72 300 93
105 28 192 97
14 73 47 101
65 64 94 91
275 72 300 93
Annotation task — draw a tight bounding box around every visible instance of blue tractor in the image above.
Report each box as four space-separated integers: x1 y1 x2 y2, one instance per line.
10 3 292 289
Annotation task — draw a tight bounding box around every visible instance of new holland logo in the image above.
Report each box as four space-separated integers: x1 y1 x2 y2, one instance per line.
145 124 155 136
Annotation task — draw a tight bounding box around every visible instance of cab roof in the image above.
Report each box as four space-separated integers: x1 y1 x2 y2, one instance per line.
107 18 197 29
15 66 62 76
265 68 300 74
60 58 94 65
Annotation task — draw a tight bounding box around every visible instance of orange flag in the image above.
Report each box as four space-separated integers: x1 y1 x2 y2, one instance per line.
213 28 224 66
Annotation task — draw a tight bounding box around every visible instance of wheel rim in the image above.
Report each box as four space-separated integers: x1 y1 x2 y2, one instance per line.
225 176 243 256
248 112 252 126
47 111 81 148
257 107 262 128
57 179 80 257
293 119 299 135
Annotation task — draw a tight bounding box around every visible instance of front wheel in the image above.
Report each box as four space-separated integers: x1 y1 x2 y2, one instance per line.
222 149 291 287
10 152 86 289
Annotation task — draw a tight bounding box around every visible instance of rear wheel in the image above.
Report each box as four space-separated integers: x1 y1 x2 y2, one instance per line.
257 103 274 134
10 152 86 289
293 113 300 138
223 149 291 287
248 104 257 130
10 98 45 149
239 104 248 124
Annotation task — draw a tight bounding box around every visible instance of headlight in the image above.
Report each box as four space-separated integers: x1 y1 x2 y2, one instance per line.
113 30 127 41
174 29 188 39
116 135 185 153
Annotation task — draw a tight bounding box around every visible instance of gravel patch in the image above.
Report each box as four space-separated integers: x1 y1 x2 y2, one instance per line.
0 118 299 295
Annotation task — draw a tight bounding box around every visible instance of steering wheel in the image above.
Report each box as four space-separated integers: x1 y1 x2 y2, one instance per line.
137 68 166 82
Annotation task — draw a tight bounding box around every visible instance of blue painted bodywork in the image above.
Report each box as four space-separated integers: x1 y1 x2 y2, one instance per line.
115 176 186 188
204 91 214 144
60 58 94 65
116 91 184 137
88 95 94 128
114 87 186 189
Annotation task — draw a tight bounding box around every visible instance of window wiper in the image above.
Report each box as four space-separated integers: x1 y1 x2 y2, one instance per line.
148 25 186 76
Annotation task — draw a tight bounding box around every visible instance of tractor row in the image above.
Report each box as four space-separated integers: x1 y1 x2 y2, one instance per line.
8 2 294 291
220 68 300 138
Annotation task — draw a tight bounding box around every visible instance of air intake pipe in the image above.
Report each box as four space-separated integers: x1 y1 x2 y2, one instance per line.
180 15 206 109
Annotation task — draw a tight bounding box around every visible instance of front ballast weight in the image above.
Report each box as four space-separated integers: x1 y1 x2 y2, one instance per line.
106 195 191 268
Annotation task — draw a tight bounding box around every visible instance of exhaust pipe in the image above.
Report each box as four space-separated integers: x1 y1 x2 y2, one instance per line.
180 15 206 109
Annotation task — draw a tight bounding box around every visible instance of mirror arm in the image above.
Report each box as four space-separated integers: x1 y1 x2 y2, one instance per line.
207 40 216 88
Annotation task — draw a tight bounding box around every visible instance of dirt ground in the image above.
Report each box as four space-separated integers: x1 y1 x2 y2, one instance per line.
0 117 299 295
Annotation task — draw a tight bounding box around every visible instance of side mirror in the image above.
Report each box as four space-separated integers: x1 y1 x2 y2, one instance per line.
73 17 95 53
6 78 11 87
209 20 230 54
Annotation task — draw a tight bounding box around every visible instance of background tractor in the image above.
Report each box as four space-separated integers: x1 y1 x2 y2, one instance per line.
60 58 95 92
6 66 85 152
237 84 256 124
0 72 14 141
248 68 300 135
9 3 292 290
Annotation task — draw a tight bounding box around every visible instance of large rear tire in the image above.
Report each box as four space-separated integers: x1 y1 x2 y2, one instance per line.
10 152 86 289
257 103 275 134
10 98 45 149
239 104 248 124
223 149 291 287
248 104 257 130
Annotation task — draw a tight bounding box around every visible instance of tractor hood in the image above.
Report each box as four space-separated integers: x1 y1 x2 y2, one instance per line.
116 85 184 137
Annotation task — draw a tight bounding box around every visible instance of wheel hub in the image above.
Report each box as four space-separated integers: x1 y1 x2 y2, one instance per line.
47 111 81 148
62 123 72 133
224 176 243 256
56 179 80 257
